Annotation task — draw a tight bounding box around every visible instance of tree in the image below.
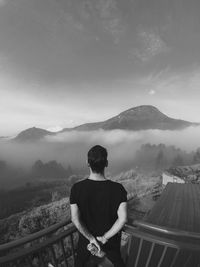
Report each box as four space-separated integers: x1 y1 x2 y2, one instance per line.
172 154 184 166
67 164 73 176
32 160 44 178
0 160 6 173
31 160 68 179
155 150 165 170
193 149 200 163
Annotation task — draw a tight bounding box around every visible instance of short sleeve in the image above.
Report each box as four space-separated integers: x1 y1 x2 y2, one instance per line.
119 184 127 203
69 184 78 204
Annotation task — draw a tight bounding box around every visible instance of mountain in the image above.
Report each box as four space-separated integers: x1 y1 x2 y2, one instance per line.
13 106 199 142
13 127 54 142
62 105 199 132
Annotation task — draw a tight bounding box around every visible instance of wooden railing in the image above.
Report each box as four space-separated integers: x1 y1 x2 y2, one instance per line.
2 218 200 267
0 219 78 267
0 220 136 267
134 220 200 240
123 223 200 267
0 220 135 267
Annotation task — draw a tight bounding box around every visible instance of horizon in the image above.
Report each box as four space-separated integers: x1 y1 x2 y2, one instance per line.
1 0 200 135
2 104 200 136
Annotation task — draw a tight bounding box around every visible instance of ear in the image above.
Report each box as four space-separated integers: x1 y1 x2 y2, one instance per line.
86 159 90 167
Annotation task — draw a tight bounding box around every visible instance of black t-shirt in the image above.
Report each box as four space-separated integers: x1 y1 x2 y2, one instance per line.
70 178 127 239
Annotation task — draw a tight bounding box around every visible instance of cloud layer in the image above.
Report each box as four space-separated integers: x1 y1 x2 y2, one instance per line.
1 127 200 175
46 126 200 151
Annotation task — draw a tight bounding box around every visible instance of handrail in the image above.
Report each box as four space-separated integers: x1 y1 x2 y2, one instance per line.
133 220 200 239
123 224 200 251
0 219 72 252
1 221 200 266
0 225 77 264
123 224 200 267
0 222 134 253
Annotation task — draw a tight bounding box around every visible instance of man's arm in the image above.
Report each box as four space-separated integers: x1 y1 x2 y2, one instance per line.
70 203 101 250
97 202 127 244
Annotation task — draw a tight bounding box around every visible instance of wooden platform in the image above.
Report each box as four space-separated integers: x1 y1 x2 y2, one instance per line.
122 183 200 267
144 182 200 233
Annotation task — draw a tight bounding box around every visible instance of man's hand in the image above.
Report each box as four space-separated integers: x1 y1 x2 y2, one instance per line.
89 237 101 252
87 239 106 258
96 236 108 245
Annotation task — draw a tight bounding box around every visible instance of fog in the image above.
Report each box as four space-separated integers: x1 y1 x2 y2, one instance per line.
1 126 200 175
46 126 200 151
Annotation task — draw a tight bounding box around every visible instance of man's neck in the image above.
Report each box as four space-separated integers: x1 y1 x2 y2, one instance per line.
88 172 106 181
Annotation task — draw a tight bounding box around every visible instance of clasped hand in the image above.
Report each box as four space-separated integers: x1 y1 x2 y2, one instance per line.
88 236 108 257
96 236 108 245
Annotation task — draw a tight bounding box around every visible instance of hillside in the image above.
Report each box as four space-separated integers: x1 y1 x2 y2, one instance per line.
0 197 71 245
0 170 160 245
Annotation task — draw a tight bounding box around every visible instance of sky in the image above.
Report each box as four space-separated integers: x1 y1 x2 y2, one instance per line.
1 0 200 135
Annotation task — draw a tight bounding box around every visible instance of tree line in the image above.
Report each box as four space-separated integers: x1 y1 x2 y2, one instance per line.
134 143 200 170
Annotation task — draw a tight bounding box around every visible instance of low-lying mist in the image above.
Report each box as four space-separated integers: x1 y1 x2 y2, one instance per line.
1 126 200 175
46 126 200 151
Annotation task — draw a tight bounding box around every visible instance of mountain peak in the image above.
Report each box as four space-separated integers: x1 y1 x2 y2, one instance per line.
14 127 54 142
120 105 163 115
126 105 159 112
100 104 199 131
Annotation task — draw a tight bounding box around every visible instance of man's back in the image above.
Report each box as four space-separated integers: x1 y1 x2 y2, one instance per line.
70 178 127 241
70 145 127 267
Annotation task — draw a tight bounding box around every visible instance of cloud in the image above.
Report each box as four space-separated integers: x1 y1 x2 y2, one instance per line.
96 0 116 19
45 129 142 146
131 29 169 62
88 0 125 44
46 126 63 132
102 17 124 44
1 127 200 177
0 0 7 6
45 126 200 152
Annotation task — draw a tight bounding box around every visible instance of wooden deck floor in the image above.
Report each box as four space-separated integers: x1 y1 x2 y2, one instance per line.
144 182 200 233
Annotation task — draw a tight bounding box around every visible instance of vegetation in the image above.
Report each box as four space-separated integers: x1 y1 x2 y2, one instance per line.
0 159 74 189
0 175 82 220
31 160 73 179
0 168 160 245
134 143 199 170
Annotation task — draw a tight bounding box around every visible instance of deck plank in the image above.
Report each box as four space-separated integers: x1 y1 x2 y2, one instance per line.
144 183 200 233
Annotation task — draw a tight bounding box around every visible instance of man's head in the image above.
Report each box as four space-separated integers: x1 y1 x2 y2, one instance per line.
87 145 108 174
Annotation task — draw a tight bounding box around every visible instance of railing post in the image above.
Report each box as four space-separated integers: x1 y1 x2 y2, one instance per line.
60 239 68 267
70 233 76 265
39 250 46 267
26 255 34 267
49 244 58 267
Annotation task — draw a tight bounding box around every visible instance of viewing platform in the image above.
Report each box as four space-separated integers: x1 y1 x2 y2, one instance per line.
0 183 200 267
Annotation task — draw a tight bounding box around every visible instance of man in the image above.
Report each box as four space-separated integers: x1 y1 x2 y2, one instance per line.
70 145 127 267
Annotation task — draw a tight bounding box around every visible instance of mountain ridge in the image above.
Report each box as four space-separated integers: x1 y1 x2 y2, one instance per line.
13 105 199 142
62 105 199 131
